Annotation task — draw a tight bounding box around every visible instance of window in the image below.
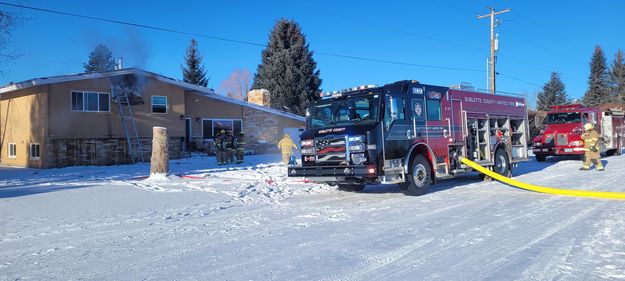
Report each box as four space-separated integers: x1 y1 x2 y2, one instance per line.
30 143 40 160
151 96 168 114
8 143 16 158
201 119 243 139
385 95 405 121
426 99 441 121
308 95 380 129
71 91 110 112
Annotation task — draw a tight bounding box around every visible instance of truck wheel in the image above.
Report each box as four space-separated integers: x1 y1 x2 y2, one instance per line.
535 154 546 162
606 149 616 156
402 155 431 196
494 149 512 177
337 184 352 191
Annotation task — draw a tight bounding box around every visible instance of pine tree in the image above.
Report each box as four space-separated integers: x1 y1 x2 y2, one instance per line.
609 49 625 103
181 39 208 87
252 19 322 115
536 72 569 111
83 44 115 73
583 45 610 107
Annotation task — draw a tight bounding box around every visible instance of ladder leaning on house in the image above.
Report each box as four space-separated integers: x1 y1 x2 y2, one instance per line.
113 87 145 163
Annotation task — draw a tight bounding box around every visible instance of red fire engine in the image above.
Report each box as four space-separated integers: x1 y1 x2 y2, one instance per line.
532 104 625 161
288 80 529 196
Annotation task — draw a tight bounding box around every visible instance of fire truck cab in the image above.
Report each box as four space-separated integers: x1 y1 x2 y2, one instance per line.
532 104 624 161
287 80 529 196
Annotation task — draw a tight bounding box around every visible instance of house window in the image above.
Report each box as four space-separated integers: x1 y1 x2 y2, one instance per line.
8 143 16 158
71 91 110 112
202 119 243 139
151 96 168 114
30 143 40 160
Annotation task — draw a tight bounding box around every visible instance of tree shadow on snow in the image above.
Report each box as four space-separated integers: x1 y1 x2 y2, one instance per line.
0 184 91 199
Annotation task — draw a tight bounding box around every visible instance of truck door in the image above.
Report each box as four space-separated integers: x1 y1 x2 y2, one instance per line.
450 99 463 142
383 93 411 160
423 87 448 163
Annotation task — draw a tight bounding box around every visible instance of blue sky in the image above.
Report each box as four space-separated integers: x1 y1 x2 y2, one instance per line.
1 0 624 108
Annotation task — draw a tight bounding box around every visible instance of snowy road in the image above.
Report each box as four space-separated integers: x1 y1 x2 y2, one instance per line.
2 154 625 280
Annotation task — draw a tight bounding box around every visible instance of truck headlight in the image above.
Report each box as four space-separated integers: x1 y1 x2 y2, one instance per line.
348 135 364 142
349 144 365 152
301 139 314 147
351 153 366 165
570 140 583 146
534 143 542 147
301 147 316 155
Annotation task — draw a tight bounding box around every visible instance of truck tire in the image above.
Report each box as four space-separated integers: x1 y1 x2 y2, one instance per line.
494 149 512 177
337 184 365 192
535 154 546 162
402 155 431 196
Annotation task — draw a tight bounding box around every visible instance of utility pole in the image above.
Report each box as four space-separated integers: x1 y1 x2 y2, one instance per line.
478 7 510 94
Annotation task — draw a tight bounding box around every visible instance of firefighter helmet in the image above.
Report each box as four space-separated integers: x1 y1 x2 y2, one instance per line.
584 123 593 131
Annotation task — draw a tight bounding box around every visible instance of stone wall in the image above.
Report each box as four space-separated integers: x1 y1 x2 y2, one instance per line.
46 137 184 168
242 108 279 144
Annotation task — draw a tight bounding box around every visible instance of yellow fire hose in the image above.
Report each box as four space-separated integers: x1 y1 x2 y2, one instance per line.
459 157 625 200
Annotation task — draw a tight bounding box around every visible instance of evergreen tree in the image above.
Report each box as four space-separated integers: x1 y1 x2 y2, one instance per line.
536 72 569 111
583 45 610 107
609 49 625 103
181 39 208 87
252 19 322 115
83 44 115 73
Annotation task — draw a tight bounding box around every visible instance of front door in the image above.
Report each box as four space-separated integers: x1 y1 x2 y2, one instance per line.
383 93 412 160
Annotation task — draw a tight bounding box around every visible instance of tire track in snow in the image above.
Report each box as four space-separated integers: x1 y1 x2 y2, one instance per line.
322 239 433 281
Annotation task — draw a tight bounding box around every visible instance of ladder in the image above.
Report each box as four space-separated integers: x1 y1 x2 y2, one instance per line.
113 86 145 163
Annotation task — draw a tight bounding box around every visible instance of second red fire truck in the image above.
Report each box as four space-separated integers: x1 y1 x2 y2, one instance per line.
287 80 529 196
532 104 624 161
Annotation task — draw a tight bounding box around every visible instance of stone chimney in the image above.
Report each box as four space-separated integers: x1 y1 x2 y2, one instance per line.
247 89 271 107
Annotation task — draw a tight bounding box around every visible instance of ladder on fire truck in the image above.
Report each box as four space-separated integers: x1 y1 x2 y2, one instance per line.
113 87 145 163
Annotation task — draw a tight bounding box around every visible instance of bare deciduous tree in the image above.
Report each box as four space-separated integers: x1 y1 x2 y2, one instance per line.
0 10 20 76
217 68 251 101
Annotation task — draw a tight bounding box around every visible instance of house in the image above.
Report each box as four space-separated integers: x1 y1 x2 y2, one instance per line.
0 68 304 168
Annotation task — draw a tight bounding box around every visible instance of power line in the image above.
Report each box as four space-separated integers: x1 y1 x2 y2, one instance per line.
288 0 484 52
0 1 483 73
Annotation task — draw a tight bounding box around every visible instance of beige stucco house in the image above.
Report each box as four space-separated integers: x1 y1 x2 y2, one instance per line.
0 68 304 168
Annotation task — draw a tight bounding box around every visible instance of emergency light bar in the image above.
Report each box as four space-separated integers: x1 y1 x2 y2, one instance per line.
320 84 378 99
550 104 584 110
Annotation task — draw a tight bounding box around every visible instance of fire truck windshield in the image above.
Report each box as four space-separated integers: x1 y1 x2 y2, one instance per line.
546 112 581 124
308 95 380 128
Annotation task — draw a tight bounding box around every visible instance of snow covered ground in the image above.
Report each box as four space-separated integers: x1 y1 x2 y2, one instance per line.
2 153 625 280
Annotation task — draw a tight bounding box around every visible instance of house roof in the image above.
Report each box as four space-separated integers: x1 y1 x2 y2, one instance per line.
0 68 305 122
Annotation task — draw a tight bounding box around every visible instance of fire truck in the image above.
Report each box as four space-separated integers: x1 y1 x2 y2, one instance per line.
532 104 624 162
287 80 529 196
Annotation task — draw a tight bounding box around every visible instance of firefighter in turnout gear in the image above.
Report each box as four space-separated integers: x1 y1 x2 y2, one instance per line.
277 134 298 164
225 130 235 164
215 130 227 165
580 123 604 171
235 132 245 164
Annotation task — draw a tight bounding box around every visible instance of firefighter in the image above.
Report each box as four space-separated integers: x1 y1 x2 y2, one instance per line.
225 130 235 164
277 133 298 164
215 130 226 165
235 131 245 164
580 123 604 171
